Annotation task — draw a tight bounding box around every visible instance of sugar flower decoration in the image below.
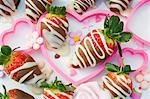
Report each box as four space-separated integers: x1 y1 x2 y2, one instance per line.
135 69 150 92
67 30 84 45
0 66 5 78
27 31 43 50
74 82 111 99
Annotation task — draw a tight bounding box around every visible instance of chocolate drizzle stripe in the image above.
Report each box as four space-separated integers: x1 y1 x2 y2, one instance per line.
102 76 130 98
105 77 127 97
110 2 126 11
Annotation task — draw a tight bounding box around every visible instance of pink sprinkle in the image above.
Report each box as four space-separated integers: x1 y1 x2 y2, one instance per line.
136 74 144 83
69 68 77 76
95 16 101 23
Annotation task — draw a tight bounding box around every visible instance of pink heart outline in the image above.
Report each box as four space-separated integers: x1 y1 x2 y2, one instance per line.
125 0 150 46
118 48 148 76
66 8 116 22
0 18 36 53
37 10 117 85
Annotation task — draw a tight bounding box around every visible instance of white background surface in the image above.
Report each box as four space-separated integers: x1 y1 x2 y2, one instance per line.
0 0 150 99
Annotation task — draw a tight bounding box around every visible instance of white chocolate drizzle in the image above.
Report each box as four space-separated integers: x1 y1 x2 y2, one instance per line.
102 75 132 99
41 16 68 50
43 89 72 99
107 0 131 14
9 62 48 86
74 82 112 99
74 0 95 14
73 29 113 68
25 0 53 22
0 0 16 17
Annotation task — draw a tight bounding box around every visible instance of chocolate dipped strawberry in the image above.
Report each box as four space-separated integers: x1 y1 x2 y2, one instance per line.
0 85 34 99
102 44 135 98
73 0 96 14
40 77 75 99
40 6 69 54
25 0 53 23
0 0 20 17
72 15 132 68
0 45 52 87
106 0 132 16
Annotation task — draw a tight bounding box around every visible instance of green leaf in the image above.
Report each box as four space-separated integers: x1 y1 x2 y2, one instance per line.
46 5 66 15
105 63 119 72
40 77 75 93
57 84 66 92
123 65 136 73
104 16 109 28
114 32 132 42
109 16 120 30
0 53 9 65
1 45 12 56
112 21 124 33
40 81 52 88
104 28 110 36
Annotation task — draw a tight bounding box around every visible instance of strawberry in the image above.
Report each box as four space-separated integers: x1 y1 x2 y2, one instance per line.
4 51 29 74
0 45 42 83
87 29 115 57
0 0 20 17
41 6 68 50
73 0 96 14
25 0 53 23
72 15 132 68
41 77 75 99
102 44 135 99
0 85 34 99
106 0 132 15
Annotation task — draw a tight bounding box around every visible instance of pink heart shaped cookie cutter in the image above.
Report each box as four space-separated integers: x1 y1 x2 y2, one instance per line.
37 9 117 85
118 48 148 76
0 18 36 53
125 0 150 46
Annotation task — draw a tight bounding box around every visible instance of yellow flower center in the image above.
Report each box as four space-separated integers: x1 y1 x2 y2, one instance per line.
73 36 80 42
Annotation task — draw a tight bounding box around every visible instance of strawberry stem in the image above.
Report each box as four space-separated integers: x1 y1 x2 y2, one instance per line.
0 85 8 99
40 77 75 93
13 47 20 51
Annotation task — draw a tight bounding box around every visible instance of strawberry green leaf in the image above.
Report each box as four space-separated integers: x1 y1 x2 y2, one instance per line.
0 85 9 99
0 53 9 65
40 77 75 93
105 63 119 72
46 5 66 16
104 16 109 28
112 21 124 33
109 15 120 30
123 65 136 73
57 84 66 92
114 32 133 42
103 15 132 43
40 81 53 88
1 45 12 56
